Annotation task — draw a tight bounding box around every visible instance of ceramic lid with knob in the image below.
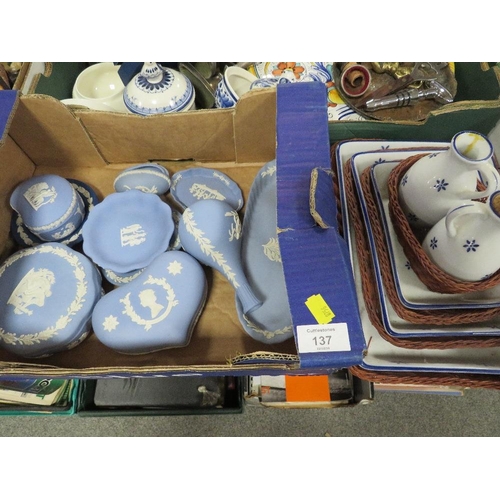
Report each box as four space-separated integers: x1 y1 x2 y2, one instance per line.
0 242 102 358
123 62 195 115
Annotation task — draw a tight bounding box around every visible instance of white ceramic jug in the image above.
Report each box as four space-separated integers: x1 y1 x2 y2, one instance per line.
423 191 500 281
399 131 499 227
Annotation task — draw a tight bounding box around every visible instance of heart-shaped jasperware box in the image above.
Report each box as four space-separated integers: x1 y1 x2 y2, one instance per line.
0 242 102 358
92 250 207 354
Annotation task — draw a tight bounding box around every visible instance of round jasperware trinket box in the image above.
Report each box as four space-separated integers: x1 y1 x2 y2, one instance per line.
10 174 86 242
81 190 175 275
0 242 102 358
92 250 207 354
10 178 100 249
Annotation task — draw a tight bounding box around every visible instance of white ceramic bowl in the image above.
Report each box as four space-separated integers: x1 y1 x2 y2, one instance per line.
61 98 116 112
72 63 128 113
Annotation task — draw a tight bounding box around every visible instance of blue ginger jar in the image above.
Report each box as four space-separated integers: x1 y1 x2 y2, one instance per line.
0 242 102 358
178 199 262 315
92 250 207 354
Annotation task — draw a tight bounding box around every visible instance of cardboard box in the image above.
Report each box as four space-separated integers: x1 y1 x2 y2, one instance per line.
0 82 366 377
76 376 243 417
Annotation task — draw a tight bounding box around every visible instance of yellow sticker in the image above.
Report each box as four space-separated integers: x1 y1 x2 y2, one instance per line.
305 294 335 324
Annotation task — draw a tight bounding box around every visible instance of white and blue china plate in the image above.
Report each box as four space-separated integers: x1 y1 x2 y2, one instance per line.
335 138 500 375
10 179 99 248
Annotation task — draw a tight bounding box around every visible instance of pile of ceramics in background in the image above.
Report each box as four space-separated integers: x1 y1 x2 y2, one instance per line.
62 62 365 121
0 161 293 359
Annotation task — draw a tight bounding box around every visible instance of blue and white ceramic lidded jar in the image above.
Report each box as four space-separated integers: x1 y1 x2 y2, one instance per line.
10 174 86 242
81 190 175 274
178 199 262 315
114 163 171 195
0 242 102 358
123 62 195 115
92 250 207 354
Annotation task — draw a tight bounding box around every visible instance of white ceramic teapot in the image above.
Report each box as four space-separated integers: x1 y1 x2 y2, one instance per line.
423 191 500 281
399 131 499 227
123 62 195 115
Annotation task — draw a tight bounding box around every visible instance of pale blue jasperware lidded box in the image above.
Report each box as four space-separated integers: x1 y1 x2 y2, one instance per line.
0 242 102 358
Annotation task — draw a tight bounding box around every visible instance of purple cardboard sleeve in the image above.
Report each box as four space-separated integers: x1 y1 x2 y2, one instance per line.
0 90 17 143
276 82 366 369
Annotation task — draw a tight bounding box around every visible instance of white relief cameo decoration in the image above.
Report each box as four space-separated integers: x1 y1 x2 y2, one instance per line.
120 224 147 247
8 268 56 315
262 237 282 263
189 183 226 202
23 182 58 210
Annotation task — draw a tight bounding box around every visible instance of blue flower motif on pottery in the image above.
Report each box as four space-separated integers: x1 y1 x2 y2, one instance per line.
405 261 411 270
428 152 441 159
434 179 449 192
463 239 480 252
407 212 419 223
401 174 408 187
372 159 387 166
215 80 237 108
429 237 438 250
136 70 174 93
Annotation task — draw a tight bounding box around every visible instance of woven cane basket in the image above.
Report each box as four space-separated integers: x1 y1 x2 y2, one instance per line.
387 154 500 294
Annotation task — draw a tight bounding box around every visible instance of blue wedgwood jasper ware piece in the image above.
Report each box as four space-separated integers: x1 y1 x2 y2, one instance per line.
167 209 182 251
92 250 207 354
102 267 144 287
10 174 86 242
114 163 171 195
0 242 102 358
10 179 99 248
235 160 294 344
123 63 195 115
82 190 174 274
170 167 243 211
178 199 262 315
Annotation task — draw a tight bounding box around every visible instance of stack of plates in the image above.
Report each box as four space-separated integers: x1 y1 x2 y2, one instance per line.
334 139 500 378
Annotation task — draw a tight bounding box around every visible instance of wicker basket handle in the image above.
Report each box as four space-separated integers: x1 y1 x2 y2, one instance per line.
309 167 338 230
